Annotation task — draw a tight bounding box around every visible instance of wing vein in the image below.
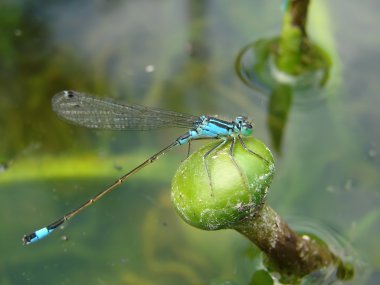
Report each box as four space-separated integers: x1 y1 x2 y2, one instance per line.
52 91 199 130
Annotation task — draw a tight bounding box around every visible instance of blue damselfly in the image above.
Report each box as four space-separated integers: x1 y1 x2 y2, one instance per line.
23 90 267 245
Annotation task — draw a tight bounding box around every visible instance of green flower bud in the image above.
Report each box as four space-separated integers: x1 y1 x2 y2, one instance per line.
171 137 275 230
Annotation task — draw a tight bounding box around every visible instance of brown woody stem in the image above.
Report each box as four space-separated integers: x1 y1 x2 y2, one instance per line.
234 204 341 280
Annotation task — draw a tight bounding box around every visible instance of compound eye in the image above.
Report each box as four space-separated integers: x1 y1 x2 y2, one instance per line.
241 122 253 136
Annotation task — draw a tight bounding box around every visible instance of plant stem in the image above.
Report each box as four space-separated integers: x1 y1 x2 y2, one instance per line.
234 203 337 279
276 0 312 75
288 0 310 37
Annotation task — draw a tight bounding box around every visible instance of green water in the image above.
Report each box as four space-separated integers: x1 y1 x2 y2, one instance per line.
0 1 379 284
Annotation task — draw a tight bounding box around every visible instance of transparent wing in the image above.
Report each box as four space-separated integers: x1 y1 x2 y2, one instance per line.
52 90 200 130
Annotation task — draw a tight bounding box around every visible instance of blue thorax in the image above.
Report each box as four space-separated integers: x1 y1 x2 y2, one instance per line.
177 115 253 145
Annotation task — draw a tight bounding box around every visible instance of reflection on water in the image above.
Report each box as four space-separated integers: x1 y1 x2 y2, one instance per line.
235 34 333 155
236 39 331 103
0 0 379 284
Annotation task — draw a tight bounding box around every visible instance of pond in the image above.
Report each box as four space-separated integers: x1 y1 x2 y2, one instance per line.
0 1 379 284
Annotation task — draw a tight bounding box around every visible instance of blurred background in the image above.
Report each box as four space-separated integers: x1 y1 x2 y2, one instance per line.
0 0 379 284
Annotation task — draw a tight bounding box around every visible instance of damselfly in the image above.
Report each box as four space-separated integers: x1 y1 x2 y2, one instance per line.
22 90 267 245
